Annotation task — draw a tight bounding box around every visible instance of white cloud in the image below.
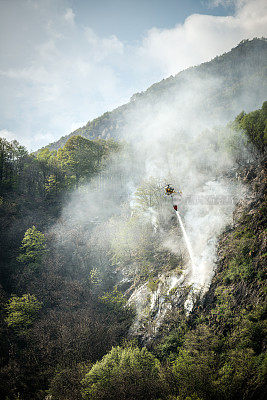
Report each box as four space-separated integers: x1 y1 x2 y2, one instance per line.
84 27 124 61
0 0 266 150
0 129 17 142
205 0 245 8
0 1 128 150
70 121 86 132
64 8 75 25
206 0 236 7
139 0 267 75
0 128 57 150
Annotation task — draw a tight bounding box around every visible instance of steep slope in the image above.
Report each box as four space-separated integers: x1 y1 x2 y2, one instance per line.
103 102 266 342
78 151 267 400
200 155 266 331
45 38 267 151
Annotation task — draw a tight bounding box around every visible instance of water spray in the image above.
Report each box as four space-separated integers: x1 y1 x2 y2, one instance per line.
175 210 196 271
164 184 196 271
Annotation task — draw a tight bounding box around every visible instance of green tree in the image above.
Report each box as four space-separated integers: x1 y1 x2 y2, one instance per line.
214 349 258 400
81 346 165 400
17 226 47 269
57 136 121 188
45 174 60 197
232 101 267 152
170 326 220 400
36 147 60 192
5 294 42 333
57 136 99 187
100 286 127 312
133 178 163 211
36 147 57 165
0 138 27 190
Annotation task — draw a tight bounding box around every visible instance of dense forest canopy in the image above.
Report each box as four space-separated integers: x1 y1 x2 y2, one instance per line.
0 38 266 400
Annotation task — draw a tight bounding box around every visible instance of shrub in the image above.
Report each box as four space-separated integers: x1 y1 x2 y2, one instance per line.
5 294 42 333
214 349 258 400
17 226 47 270
81 346 165 400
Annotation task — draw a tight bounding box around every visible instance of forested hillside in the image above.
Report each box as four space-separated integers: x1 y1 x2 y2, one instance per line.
0 37 266 400
44 38 267 152
0 134 133 399
0 99 266 399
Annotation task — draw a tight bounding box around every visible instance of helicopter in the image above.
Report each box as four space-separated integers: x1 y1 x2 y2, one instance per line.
164 184 182 196
164 184 176 196
164 184 182 211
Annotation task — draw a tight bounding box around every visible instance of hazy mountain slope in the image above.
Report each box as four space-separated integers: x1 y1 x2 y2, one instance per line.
45 38 267 152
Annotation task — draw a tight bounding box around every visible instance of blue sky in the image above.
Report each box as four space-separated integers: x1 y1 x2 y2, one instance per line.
71 0 234 42
0 0 266 150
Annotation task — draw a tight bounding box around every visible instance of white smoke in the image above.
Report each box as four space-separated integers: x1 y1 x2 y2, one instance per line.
113 69 251 332
51 43 256 337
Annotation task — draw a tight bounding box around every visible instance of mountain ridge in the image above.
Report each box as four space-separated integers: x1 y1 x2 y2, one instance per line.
43 37 267 152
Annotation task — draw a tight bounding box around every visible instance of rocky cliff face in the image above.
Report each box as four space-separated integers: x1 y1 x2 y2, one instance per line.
201 155 266 318
119 152 266 343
